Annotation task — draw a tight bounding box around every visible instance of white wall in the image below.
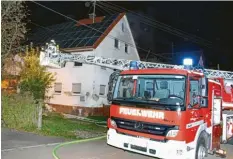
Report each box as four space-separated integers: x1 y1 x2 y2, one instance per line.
47 15 140 108
47 51 97 107
95 15 140 60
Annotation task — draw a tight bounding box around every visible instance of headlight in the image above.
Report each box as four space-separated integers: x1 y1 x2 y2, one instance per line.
166 130 179 137
110 119 117 128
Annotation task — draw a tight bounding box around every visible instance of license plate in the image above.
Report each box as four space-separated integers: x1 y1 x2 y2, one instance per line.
130 138 147 147
139 136 150 140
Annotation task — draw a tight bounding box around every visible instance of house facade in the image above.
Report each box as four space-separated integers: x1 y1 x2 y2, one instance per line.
32 13 140 116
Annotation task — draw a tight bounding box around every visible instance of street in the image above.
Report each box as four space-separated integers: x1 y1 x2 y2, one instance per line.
2 128 233 159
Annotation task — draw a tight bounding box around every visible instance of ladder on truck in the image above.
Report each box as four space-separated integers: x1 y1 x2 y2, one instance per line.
40 40 233 80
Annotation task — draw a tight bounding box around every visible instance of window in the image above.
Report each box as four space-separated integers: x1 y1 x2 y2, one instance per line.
113 75 186 111
125 44 128 53
122 22 125 32
72 83 81 94
74 62 82 67
189 79 200 106
99 85 106 95
54 83 62 94
114 39 119 49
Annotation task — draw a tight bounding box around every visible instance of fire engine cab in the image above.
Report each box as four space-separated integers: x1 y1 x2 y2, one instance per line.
40 40 233 159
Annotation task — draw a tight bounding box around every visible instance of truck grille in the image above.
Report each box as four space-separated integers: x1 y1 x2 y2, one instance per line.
112 117 177 136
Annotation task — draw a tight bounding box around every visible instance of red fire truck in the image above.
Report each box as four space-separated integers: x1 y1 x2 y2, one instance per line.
107 62 233 159
40 41 233 159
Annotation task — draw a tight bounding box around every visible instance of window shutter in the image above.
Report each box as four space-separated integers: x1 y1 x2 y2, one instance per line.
72 83 81 94
54 83 62 93
99 85 106 95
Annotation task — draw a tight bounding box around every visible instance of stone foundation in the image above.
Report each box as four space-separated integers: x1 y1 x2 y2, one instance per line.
45 103 110 117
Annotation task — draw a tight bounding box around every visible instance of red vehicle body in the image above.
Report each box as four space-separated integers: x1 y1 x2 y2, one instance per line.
107 68 233 159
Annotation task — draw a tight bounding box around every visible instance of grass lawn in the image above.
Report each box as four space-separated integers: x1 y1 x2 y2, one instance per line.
24 113 107 139
2 93 107 140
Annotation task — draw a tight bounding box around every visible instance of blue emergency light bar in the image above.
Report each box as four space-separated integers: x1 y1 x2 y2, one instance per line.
129 61 139 70
183 58 193 66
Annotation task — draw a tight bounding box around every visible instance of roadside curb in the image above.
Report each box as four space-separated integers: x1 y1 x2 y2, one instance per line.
52 135 107 159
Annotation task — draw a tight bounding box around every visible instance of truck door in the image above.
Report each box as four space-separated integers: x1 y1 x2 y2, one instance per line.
211 96 222 149
186 77 204 143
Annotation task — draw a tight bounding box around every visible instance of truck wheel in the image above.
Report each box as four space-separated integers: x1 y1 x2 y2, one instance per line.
195 133 208 159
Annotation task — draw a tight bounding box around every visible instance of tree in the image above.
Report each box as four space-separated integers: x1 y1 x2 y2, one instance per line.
1 1 28 69
19 47 55 129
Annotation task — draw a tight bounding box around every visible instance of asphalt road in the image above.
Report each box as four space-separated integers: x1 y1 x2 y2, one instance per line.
1 128 67 150
2 128 233 159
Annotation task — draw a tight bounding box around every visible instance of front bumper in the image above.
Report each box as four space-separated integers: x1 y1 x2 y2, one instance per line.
107 128 194 159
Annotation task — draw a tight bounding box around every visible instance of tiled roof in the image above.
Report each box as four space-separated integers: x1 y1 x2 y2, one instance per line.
27 13 125 52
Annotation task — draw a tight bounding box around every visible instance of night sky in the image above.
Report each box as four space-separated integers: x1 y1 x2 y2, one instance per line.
26 1 233 71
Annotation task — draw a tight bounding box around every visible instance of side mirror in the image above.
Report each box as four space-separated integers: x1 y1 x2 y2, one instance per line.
200 77 208 96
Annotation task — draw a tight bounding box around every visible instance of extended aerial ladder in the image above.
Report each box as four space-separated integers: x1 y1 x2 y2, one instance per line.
40 40 233 79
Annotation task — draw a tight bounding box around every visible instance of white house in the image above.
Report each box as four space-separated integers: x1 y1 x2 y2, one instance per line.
32 13 140 116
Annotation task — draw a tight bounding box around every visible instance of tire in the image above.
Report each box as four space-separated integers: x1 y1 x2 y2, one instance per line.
195 133 208 159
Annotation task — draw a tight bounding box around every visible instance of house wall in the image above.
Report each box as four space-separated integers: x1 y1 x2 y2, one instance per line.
46 51 95 106
46 53 113 116
46 15 140 116
95 15 140 60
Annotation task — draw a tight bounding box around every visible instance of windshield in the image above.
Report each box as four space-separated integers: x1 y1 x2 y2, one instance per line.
113 74 186 110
